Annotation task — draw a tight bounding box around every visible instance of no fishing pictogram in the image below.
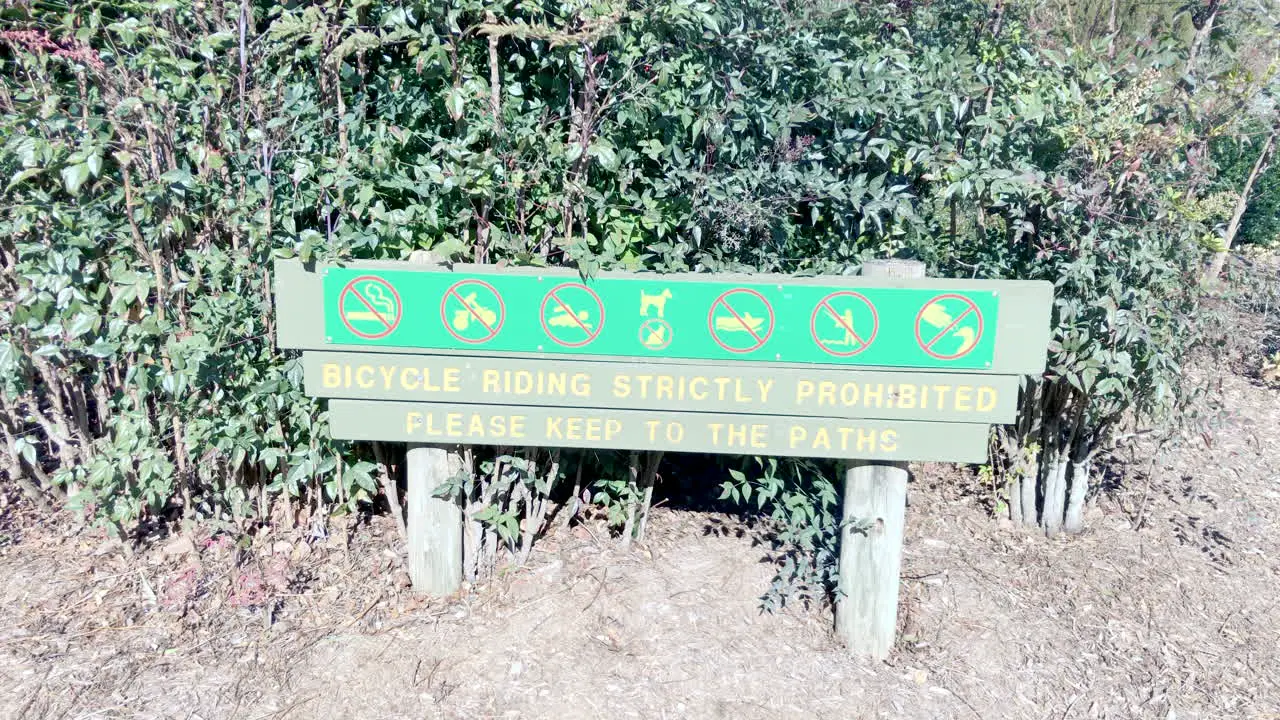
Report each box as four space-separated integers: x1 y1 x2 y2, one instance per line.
811 291 878 357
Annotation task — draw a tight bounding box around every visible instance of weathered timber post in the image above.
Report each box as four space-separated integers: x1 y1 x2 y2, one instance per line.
406 251 464 595
405 445 464 594
835 258 924 658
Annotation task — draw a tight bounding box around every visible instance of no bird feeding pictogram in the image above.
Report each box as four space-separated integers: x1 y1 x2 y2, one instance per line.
914 293 984 361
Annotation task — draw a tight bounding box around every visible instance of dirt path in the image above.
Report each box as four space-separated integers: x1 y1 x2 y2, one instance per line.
2 369 1278 720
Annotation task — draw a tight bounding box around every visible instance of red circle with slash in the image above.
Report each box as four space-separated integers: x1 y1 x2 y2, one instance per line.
540 283 605 348
810 291 879 357
914 293 984 360
439 279 506 344
338 276 403 340
707 288 774 353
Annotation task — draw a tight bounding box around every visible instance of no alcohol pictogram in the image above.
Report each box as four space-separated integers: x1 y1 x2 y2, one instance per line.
540 283 605 347
915 293 984 360
708 289 774 353
441 279 505 344
339 276 402 340
811 291 878 357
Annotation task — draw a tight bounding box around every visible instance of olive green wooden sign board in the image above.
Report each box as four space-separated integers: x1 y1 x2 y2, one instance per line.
325 399 991 463
303 351 1020 424
275 260 1052 374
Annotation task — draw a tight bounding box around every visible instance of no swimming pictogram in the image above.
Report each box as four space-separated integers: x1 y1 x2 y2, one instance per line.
541 283 605 348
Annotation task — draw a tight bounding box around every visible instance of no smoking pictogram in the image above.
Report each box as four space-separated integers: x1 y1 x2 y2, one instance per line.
914 293 984 360
708 289 774 354
811 291 878 357
540 283 605 347
440 279 505 344
339 276 402 340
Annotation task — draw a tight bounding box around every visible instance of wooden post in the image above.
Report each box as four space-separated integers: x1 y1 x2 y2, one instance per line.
406 444 464 594
406 250 464 595
835 258 924 658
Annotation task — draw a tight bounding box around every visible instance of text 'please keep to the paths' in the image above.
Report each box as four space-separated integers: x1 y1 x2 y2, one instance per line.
325 400 991 463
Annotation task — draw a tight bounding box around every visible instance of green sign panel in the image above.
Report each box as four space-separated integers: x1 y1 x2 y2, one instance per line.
325 400 992 463
274 260 1054 465
315 266 1023 370
302 351 1021 423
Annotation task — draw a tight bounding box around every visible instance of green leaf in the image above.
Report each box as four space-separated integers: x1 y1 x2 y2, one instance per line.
588 142 619 171
61 163 90 195
15 436 36 465
7 167 43 190
445 88 465 120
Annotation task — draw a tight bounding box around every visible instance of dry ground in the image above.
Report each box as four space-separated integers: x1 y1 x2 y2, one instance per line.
2 292 1279 719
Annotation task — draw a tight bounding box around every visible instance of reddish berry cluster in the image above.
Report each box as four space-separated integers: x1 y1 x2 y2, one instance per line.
1 28 105 71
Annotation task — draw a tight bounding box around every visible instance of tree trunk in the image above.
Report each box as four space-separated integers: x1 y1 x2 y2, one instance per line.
1042 447 1068 536
1020 453 1038 526
1185 0 1221 79
1064 442 1091 534
1206 131 1276 280
1105 0 1118 59
1013 380 1043 527
635 451 662 542
372 441 407 540
462 449 481 582
620 451 640 548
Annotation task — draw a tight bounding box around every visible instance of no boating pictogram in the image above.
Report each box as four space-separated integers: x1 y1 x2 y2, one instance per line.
440 279 505 344
708 288 774 354
339 276 402 340
914 293 984 360
811 291 878 357
540 283 605 348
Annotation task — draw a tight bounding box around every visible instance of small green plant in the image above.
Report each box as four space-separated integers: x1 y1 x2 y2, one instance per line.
722 457 841 610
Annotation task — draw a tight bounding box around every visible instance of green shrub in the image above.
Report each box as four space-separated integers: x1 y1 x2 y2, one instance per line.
0 0 1247 598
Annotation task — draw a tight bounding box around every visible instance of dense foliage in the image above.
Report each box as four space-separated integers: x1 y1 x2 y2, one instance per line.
1213 130 1280 248
1 0 1274 598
